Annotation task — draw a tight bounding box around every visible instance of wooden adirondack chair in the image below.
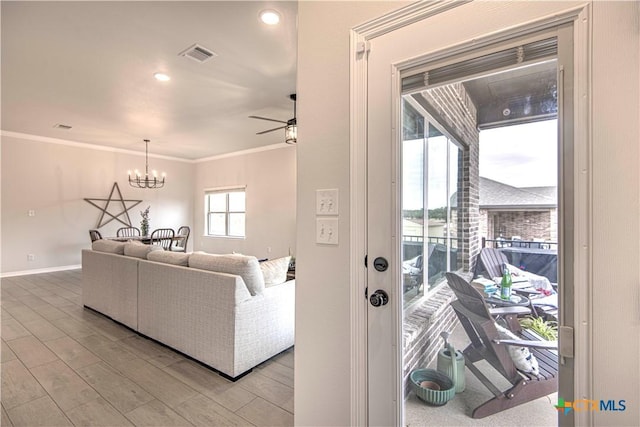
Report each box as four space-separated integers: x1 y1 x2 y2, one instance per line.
474 247 508 280
474 247 558 320
445 272 558 418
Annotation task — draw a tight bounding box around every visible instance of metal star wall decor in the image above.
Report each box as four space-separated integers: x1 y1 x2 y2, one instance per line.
84 182 143 228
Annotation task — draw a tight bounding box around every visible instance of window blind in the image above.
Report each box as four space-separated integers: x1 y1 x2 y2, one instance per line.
402 38 557 93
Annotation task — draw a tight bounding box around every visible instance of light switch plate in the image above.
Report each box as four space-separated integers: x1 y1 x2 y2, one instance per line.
316 218 338 245
316 189 339 215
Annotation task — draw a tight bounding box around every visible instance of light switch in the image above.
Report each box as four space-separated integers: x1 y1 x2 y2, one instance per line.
316 189 339 215
28 210 36 217
316 218 338 245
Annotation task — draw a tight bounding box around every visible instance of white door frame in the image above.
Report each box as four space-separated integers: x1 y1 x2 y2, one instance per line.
349 2 593 425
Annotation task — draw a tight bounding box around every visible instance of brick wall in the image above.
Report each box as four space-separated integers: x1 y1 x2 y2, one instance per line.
485 209 557 241
402 286 457 396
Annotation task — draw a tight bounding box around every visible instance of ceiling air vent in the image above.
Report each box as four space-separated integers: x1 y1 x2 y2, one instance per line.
178 43 217 63
53 123 72 130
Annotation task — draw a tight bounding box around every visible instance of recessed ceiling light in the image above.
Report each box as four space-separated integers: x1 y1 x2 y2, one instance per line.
153 72 170 82
260 9 280 25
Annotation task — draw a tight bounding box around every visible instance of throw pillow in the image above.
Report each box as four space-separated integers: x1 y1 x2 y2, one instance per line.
189 253 265 296
260 256 291 287
124 242 163 259
494 322 540 377
147 250 190 266
92 239 126 254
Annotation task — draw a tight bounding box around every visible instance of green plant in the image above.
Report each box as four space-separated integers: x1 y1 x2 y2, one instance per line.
140 205 150 236
519 316 558 341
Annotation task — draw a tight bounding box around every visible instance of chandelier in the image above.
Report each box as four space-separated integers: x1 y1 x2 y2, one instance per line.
128 139 166 189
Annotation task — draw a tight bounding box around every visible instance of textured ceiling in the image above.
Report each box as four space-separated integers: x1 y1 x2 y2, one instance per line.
1 1 298 160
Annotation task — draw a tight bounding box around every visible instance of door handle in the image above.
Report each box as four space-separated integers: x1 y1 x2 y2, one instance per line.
370 289 389 307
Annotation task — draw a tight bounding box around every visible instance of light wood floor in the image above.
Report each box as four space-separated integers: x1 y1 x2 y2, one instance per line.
1 269 294 426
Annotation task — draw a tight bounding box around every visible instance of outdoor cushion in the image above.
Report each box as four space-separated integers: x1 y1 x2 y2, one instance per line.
495 323 540 376
189 252 265 296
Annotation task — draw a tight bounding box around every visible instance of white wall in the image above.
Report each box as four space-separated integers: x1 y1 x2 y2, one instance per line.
295 2 409 425
1 133 194 274
296 1 639 426
591 2 639 425
193 145 296 261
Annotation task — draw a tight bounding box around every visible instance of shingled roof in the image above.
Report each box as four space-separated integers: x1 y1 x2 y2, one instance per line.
479 177 556 209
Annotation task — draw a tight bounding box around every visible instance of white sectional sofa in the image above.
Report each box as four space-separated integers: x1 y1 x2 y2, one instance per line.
82 241 294 379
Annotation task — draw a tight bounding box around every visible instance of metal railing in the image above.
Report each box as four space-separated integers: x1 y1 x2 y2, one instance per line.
402 235 460 245
481 237 558 250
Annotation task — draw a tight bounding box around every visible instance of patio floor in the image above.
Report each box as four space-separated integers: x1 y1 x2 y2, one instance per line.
404 323 558 427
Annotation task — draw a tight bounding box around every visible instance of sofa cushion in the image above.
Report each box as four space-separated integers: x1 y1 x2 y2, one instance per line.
124 241 164 259
92 239 125 254
260 256 291 287
189 253 265 296
147 250 190 266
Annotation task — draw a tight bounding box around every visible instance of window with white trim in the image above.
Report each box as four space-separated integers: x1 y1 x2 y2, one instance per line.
205 188 246 237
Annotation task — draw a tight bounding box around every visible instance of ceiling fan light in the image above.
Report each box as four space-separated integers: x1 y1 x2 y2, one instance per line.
260 9 280 25
285 120 297 144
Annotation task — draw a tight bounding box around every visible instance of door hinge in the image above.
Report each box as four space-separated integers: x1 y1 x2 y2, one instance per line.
364 254 368 268
365 287 368 300
558 325 574 358
355 41 371 58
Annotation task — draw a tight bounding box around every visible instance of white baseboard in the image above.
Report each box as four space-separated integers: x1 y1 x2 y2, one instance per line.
1 264 82 278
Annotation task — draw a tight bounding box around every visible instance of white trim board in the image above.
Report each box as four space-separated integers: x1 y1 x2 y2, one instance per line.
1 264 82 278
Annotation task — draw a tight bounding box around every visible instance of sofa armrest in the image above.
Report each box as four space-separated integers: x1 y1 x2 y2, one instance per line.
233 280 295 374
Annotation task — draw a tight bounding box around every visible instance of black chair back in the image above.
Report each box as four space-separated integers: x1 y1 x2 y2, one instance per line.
117 226 141 237
172 226 190 252
150 228 175 250
89 229 102 242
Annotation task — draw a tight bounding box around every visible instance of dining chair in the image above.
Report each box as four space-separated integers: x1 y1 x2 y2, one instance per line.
89 229 102 242
171 226 190 252
150 228 175 250
117 226 141 238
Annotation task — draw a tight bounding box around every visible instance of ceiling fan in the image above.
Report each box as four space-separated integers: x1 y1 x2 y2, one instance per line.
249 93 297 144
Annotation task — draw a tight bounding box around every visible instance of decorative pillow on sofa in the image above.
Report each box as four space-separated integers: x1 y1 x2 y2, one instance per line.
124 241 163 259
260 256 291 287
92 239 125 254
189 253 265 296
494 323 540 377
147 250 190 266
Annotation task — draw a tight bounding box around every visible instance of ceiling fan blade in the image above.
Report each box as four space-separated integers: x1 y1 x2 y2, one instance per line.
248 115 288 124
256 125 286 135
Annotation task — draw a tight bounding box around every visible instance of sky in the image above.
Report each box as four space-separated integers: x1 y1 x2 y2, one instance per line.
402 119 558 210
479 119 558 188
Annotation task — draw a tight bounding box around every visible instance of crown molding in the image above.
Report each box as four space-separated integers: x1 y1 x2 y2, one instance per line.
1 130 294 163
194 142 294 163
1 130 193 163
